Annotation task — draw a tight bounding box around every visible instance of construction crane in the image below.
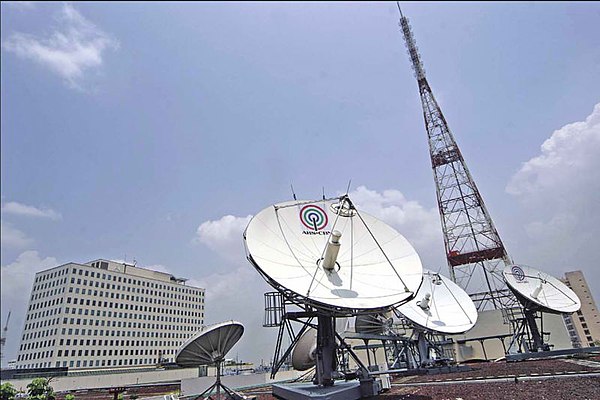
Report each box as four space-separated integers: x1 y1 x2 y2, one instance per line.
0 311 11 363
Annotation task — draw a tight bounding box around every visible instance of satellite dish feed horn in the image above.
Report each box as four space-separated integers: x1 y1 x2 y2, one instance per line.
531 280 543 300
320 230 342 271
417 293 431 311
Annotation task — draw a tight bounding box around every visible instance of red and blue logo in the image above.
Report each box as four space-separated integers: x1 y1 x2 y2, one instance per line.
300 204 328 231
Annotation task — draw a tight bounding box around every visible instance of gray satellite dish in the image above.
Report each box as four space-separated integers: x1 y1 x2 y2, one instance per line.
291 327 317 371
176 321 246 400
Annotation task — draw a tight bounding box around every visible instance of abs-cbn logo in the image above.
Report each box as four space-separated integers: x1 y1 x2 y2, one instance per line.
512 265 526 282
300 204 331 235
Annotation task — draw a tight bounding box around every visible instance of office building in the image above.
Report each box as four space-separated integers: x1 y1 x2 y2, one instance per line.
15 259 205 370
561 270 600 347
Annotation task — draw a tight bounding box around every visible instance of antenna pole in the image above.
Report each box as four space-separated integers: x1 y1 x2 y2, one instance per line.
290 184 297 201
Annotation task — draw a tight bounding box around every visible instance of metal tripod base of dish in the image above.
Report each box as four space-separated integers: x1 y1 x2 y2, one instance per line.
194 379 251 400
272 379 380 400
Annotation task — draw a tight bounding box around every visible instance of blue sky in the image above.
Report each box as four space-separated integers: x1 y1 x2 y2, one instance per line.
2 2 599 365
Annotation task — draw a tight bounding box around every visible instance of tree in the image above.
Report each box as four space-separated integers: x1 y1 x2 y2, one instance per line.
64 395 75 400
26 378 55 400
1 382 18 400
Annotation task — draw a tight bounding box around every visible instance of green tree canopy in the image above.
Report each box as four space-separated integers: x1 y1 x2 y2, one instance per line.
26 378 55 400
1 382 18 400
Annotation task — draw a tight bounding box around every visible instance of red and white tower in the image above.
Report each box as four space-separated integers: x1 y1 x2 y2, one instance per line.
397 4 513 310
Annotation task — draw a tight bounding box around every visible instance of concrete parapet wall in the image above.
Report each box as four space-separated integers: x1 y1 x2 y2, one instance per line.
181 370 303 397
4 368 199 393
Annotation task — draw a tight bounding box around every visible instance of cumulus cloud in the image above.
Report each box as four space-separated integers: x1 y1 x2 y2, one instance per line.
507 103 600 203
506 103 600 227
192 265 257 303
193 214 253 261
506 103 600 291
0 221 33 248
1 251 58 364
2 3 119 89
1 201 62 220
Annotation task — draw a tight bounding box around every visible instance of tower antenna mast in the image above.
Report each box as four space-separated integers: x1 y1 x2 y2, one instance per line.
397 3 513 310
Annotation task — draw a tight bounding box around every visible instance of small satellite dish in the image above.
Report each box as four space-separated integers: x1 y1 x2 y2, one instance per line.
396 269 478 334
503 264 580 314
176 321 244 367
291 327 317 371
244 196 423 314
355 313 394 335
176 321 246 400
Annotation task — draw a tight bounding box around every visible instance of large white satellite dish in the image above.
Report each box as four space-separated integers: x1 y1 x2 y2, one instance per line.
244 196 423 314
503 264 580 314
396 269 477 334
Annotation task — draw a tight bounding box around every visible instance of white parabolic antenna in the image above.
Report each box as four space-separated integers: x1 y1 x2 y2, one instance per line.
176 321 244 367
244 196 423 314
396 269 478 334
503 264 580 314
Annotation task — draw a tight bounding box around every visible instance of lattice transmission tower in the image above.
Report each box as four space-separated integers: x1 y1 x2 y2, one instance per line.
397 4 514 310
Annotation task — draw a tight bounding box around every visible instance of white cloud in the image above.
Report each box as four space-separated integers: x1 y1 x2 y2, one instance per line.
2 3 119 89
0 221 33 248
505 103 600 294
193 214 253 261
192 265 256 304
507 103 600 203
1 201 62 220
506 103 600 229
1 251 58 365
0 251 57 310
